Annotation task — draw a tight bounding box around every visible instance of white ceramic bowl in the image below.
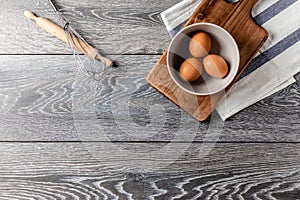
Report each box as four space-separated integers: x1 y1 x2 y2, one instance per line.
167 22 240 95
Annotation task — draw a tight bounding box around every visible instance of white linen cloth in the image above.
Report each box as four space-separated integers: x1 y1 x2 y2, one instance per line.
161 0 300 120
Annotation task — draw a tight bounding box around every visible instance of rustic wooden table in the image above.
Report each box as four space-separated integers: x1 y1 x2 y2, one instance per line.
0 0 299 199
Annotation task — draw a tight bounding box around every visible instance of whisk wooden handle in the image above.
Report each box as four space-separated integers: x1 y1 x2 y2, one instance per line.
24 11 113 67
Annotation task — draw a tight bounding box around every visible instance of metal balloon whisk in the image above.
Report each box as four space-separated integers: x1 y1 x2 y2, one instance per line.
48 0 113 77
25 0 114 78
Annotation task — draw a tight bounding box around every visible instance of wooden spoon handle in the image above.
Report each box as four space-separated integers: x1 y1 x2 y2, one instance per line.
24 11 113 67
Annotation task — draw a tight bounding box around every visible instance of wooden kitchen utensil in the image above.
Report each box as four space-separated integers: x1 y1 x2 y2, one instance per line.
24 10 113 67
147 0 268 121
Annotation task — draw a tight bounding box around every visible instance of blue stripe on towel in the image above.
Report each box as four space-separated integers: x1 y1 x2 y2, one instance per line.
170 20 187 38
254 0 298 25
240 28 300 79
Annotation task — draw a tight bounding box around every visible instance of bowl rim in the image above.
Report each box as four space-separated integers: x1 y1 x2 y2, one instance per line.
167 22 240 96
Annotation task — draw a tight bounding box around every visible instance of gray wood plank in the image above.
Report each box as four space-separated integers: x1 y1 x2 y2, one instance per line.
1 1 298 199
0 142 298 199
0 0 180 54
0 55 299 142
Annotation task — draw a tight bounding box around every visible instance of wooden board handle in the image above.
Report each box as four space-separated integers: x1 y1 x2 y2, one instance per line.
24 11 113 67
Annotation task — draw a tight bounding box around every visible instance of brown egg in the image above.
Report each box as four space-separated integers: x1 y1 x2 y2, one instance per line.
179 58 203 82
189 32 211 58
203 54 229 78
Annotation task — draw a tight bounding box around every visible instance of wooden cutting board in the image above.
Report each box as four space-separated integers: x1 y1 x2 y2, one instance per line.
146 0 268 121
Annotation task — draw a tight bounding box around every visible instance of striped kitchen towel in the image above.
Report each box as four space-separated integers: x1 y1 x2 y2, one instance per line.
161 0 300 120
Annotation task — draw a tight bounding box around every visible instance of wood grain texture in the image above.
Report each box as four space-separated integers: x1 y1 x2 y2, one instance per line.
0 55 299 142
0 142 298 199
147 0 269 121
0 0 299 199
0 0 180 54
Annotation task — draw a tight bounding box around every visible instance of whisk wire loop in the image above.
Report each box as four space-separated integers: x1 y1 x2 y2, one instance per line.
48 0 107 78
